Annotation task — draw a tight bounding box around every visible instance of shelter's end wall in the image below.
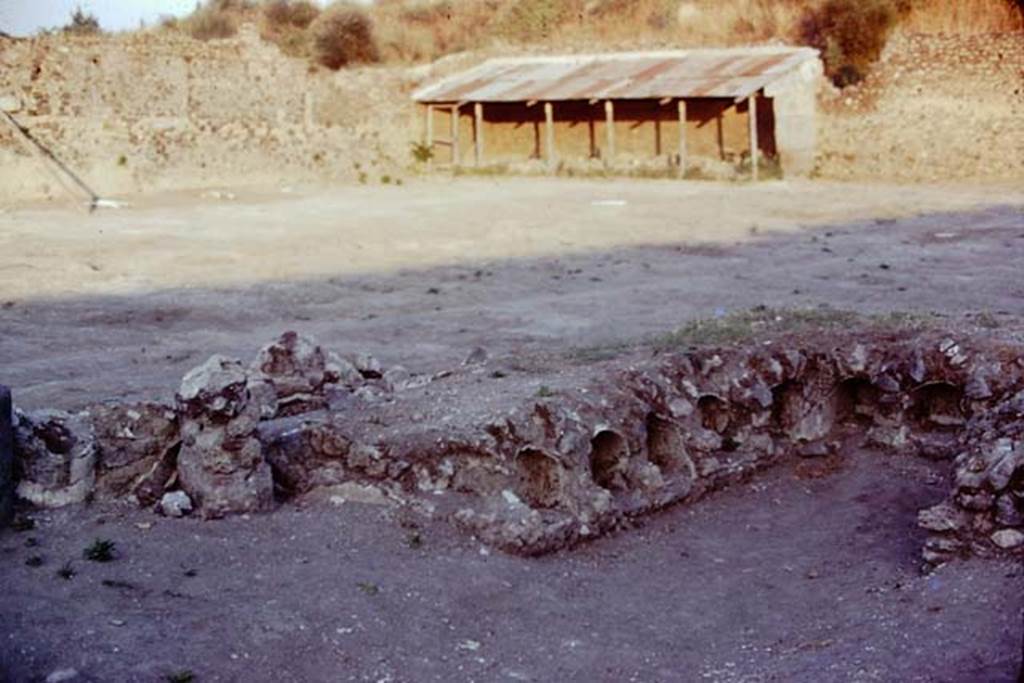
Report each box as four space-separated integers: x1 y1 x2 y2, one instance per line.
766 59 823 177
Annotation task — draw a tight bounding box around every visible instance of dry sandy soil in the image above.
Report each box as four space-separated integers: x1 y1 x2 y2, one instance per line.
1 177 1023 410
2 177 1024 681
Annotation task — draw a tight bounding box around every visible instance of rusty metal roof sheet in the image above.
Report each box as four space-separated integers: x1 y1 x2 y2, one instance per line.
413 47 819 103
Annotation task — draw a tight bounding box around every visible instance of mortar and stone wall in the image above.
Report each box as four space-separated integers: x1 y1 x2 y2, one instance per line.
817 33 1024 182
9 326 1024 570
0 25 416 202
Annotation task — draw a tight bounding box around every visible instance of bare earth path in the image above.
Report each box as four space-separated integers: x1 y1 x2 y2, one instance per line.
0 178 1022 410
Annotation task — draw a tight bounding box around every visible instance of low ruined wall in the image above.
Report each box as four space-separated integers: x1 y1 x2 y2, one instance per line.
817 32 1024 182
0 26 417 202
10 327 1024 569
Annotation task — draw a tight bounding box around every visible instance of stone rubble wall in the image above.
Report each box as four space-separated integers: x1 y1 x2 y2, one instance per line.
10 328 1024 569
817 32 1024 182
0 26 417 202
1 29 1021 202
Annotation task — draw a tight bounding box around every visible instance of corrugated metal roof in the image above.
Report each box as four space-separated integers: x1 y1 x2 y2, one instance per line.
413 47 819 103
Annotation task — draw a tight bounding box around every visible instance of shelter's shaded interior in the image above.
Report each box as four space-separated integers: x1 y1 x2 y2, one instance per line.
437 96 776 166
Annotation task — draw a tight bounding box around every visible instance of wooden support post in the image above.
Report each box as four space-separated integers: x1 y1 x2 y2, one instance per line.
425 104 434 168
748 95 759 182
0 384 13 528
604 100 615 167
544 101 555 170
450 103 460 167
473 102 484 167
677 99 688 178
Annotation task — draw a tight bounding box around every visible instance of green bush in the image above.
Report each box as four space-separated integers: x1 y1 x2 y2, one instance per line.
799 0 911 87
311 4 380 70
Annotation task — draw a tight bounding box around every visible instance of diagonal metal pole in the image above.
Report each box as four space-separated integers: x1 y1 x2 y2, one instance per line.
1 110 99 211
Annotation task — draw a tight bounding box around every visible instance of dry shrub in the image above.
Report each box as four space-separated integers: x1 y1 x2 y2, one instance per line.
496 0 584 42
311 4 380 70
261 0 321 56
799 0 911 87
264 0 320 29
900 0 1023 33
183 1 253 41
63 7 102 35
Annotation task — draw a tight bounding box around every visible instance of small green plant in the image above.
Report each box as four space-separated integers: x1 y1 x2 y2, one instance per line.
56 561 76 580
166 671 196 683
117 154 127 167
410 141 434 164
358 172 368 184
25 555 44 567
84 538 116 562
536 385 555 398
381 175 392 184
357 581 380 595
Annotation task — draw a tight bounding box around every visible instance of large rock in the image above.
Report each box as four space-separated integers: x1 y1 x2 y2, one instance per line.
0 385 13 526
176 355 273 518
251 331 360 417
13 409 96 507
89 402 180 504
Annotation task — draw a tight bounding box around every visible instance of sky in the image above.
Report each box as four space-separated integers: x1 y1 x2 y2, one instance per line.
0 0 356 36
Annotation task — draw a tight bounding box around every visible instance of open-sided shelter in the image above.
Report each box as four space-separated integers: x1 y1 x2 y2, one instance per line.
412 47 823 179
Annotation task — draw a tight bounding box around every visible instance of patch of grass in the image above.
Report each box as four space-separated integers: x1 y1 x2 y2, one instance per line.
311 4 380 70
25 555 44 567
166 671 196 683
405 531 423 549
654 306 936 350
535 385 555 398
83 538 117 563
566 342 633 364
56 561 76 580
101 578 136 590
357 581 380 595
497 0 581 42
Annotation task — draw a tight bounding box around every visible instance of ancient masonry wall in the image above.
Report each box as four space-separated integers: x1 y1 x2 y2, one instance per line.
10 328 1024 571
817 32 1024 182
0 26 417 202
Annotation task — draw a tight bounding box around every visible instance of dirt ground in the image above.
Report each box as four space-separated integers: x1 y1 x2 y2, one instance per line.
1 177 1022 410
3 177 1024 682
2 449 1021 682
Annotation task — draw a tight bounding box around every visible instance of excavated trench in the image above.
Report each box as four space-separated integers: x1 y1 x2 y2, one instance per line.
8 327 1024 571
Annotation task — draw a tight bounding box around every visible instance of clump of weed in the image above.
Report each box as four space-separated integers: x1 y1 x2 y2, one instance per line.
799 0 911 87
83 538 116 563
410 141 434 164
166 671 196 683
357 581 380 595
406 531 423 549
63 6 102 35
10 515 35 532
56 561 76 580
25 555 44 567
310 4 380 70
536 385 555 398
